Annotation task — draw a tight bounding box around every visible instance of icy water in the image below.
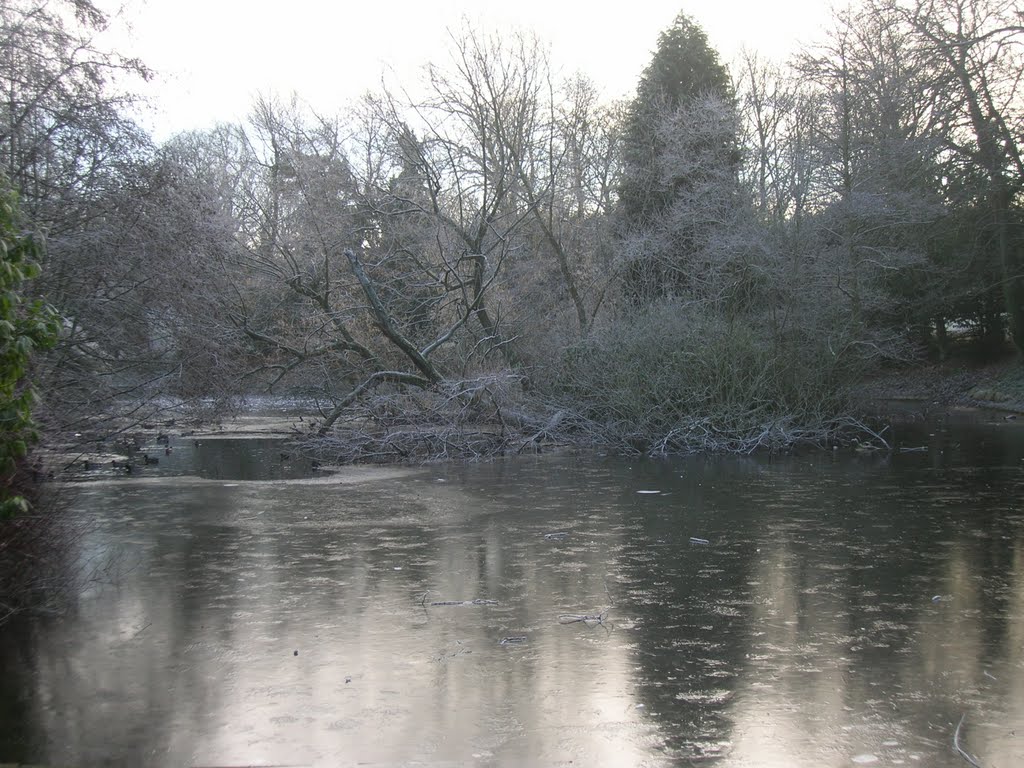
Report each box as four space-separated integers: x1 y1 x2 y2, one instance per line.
1 413 1024 767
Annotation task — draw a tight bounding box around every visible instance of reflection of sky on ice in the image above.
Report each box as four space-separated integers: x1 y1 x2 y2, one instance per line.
2 424 1024 767
722 469 1024 767
186 516 655 767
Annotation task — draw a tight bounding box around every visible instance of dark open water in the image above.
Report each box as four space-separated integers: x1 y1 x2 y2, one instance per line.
1 411 1023 766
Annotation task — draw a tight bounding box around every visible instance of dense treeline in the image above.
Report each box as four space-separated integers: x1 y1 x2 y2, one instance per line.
2 0 1023 470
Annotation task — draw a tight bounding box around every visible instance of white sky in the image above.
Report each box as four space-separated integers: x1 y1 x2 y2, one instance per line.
102 0 837 141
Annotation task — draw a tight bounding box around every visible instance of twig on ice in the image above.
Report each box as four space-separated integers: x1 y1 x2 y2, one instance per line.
954 714 983 768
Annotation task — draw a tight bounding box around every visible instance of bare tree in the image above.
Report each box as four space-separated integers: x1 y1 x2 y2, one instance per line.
792 3 952 361
736 51 814 229
886 0 1024 353
214 91 524 439
0 1 249 437
395 27 621 340
211 26 631 454
372 30 535 373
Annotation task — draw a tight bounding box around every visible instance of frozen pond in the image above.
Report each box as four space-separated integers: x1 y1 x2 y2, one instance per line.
1 413 1023 766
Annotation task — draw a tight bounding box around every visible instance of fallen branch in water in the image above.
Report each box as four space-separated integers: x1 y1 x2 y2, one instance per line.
430 599 498 607
954 714 983 768
558 611 608 625
299 374 903 465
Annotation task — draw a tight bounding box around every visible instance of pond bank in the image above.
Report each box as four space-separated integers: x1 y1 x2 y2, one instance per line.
858 356 1024 415
44 357 1024 479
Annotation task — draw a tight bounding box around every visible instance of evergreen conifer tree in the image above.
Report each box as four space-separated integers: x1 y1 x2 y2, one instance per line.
619 13 733 227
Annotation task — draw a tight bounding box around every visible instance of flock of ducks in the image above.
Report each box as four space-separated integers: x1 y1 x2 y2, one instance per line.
104 432 173 473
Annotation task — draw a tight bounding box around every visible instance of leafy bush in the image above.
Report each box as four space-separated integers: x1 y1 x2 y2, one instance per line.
0 187 59 517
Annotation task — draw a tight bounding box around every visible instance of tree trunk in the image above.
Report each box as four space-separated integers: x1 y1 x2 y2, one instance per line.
934 315 948 361
999 204 1024 358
